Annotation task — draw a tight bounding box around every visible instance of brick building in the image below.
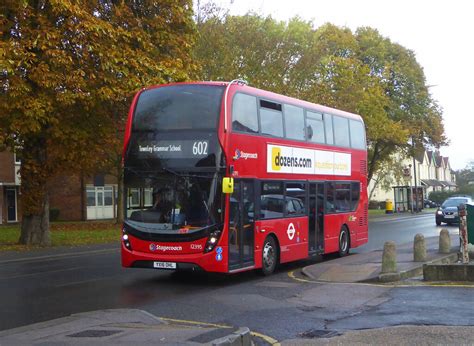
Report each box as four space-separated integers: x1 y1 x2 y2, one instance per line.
49 174 119 221
0 151 21 224
1 149 118 223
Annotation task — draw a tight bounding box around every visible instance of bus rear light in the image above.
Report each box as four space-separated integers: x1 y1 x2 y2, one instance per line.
204 229 222 253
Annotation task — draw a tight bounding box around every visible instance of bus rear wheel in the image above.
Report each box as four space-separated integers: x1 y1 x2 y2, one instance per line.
261 236 278 276
338 226 350 257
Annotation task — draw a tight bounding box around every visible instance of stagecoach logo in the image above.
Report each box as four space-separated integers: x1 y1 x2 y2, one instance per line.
233 149 258 161
149 244 183 252
348 215 357 222
287 223 296 240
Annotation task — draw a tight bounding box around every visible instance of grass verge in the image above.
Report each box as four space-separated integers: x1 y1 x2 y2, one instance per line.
368 209 387 217
0 221 120 252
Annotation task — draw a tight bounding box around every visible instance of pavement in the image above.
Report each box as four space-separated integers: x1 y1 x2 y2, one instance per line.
302 233 460 283
0 213 471 345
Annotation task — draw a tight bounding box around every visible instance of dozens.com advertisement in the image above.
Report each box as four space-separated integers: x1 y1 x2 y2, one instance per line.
267 144 351 176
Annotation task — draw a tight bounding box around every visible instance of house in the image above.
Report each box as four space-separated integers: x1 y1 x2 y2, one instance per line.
0 151 21 224
369 149 457 211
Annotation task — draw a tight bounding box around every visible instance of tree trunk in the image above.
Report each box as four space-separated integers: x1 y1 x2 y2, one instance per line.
17 137 51 246
19 193 51 246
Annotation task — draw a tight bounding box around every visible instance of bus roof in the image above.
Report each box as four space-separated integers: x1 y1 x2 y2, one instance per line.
140 81 364 123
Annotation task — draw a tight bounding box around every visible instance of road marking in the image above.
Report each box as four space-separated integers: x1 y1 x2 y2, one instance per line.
160 317 280 345
160 317 232 329
250 331 280 345
54 277 106 288
287 271 474 288
0 248 117 265
0 266 86 281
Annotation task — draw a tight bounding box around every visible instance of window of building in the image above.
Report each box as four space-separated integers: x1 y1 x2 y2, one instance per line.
349 120 366 149
14 153 21 164
86 188 95 207
324 114 334 145
232 93 259 133
143 188 153 207
306 111 325 143
260 100 284 137
129 188 140 207
104 187 114 206
284 104 305 141
260 181 284 218
333 115 350 147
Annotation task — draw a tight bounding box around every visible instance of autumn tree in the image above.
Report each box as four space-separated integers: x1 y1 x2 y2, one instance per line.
0 0 197 245
194 11 446 189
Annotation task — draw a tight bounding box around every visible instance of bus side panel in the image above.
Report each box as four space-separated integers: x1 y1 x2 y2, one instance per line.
356 203 369 247
323 214 344 254
255 217 308 264
324 212 367 253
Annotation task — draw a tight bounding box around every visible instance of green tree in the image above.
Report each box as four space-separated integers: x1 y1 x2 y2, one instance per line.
0 0 196 245
194 11 446 186
355 27 447 181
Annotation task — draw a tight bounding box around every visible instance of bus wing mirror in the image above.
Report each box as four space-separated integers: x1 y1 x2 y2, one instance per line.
222 177 234 194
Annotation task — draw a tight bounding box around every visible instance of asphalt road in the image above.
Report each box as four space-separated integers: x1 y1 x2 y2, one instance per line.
0 212 471 342
356 211 459 252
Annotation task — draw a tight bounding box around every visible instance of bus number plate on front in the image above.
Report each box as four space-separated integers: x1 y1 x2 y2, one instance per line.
153 261 177 269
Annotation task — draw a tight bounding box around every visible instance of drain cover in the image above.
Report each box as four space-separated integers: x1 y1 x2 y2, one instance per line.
68 330 121 338
299 329 341 339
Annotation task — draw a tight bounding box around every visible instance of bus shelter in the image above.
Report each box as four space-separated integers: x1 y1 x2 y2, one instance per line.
393 186 424 213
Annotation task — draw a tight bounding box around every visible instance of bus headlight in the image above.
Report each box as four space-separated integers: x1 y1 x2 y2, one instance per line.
122 228 132 251
205 229 222 253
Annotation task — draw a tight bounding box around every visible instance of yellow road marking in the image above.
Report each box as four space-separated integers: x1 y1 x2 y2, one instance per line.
250 331 281 345
288 271 474 288
160 317 280 345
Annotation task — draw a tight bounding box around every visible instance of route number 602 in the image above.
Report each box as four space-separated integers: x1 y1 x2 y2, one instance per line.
192 141 208 156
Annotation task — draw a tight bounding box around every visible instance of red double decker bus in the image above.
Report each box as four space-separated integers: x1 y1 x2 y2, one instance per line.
122 80 368 275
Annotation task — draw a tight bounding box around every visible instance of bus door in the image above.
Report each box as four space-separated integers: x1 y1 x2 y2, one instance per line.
309 182 324 253
228 180 255 270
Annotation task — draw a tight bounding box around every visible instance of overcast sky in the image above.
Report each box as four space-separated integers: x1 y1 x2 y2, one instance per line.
206 0 472 170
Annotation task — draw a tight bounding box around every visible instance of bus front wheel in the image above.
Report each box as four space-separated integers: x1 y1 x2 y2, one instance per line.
338 226 350 257
261 236 278 276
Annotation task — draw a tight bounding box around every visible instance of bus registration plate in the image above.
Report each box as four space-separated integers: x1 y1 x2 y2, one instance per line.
153 261 177 269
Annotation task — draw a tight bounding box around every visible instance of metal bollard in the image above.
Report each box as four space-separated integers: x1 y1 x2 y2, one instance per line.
439 229 451 254
458 204 470 264
413 234 426 262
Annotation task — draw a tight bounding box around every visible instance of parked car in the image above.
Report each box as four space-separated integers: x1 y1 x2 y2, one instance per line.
424 199 438 208
435 196 473 225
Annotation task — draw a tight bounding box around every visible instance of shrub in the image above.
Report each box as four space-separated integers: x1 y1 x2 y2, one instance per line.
428 191 454 205
369 200 386 209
